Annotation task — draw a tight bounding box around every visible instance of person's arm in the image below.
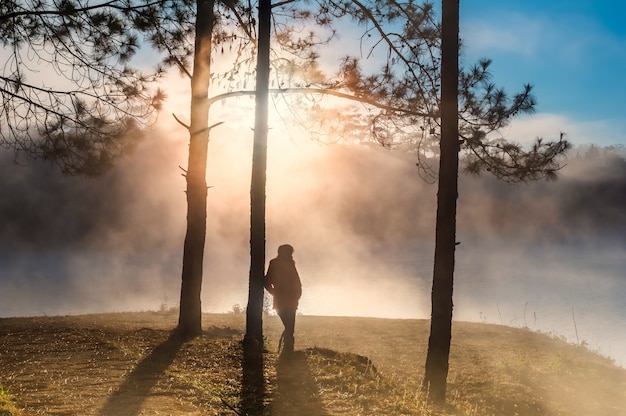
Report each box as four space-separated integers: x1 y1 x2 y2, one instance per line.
264 260 275 293
295 267 302 300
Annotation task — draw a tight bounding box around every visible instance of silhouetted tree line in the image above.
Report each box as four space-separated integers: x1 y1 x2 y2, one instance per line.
2 145 622 254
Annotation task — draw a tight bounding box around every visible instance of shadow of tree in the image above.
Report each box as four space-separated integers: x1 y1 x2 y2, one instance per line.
268 351 330 416
97 332 183 416
240 347 265 415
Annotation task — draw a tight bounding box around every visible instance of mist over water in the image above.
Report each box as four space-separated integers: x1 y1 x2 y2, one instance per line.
1 129 625 366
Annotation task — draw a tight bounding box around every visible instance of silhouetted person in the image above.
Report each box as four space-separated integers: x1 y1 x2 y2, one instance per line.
264 244 302 354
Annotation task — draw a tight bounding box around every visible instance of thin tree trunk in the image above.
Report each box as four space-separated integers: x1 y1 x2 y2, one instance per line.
245 0 271 350
177 0 215 339
423 0 459 402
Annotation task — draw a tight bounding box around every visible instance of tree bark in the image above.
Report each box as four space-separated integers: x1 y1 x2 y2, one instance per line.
423 0 459 403
245 0 271 350
177 0 215 339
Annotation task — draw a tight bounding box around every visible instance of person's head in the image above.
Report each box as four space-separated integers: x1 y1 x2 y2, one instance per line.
277 244 294 259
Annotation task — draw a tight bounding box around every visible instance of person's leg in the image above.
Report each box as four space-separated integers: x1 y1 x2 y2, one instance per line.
278 309 296 353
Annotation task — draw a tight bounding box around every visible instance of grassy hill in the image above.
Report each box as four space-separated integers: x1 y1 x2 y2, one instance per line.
0 312 624 415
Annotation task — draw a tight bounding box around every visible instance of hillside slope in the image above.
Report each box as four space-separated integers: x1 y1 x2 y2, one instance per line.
0 313 624 415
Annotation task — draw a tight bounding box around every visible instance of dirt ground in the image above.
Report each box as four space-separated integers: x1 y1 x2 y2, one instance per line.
0 313 245 415
1 312 625 416
0 312 412 416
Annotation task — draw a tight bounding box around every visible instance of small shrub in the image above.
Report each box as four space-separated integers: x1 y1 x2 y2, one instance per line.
0 383 21 416
230 304 245 314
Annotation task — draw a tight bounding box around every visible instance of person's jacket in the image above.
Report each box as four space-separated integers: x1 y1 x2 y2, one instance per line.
264 257 302 311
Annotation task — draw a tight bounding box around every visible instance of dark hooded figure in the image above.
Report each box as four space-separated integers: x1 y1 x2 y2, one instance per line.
264 244 302 354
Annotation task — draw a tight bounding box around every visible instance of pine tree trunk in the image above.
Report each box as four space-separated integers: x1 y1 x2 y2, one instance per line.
177 0 215 339
423 0 459 402
245 0 271 350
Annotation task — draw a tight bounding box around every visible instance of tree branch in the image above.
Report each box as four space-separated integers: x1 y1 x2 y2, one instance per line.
0 0 167 21
272 0 299 8
207 87 436 117
172 113 190 129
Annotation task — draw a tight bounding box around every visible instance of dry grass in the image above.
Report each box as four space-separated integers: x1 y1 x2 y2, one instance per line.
0 312 624 415
1 382 22 416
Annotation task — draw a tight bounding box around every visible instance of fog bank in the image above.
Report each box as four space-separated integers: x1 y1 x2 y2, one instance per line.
1 131 624 365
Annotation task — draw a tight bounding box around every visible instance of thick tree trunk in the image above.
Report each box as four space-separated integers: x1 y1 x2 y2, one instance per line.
423 0 459 402
177 0 215 339
245 0 271 350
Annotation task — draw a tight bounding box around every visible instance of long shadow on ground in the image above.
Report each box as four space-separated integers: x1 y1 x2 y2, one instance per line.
240 342 266 415
268 351 330 416
97 332 183 416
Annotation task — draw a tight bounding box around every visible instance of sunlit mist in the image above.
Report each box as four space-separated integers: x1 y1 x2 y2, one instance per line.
1 110 625 367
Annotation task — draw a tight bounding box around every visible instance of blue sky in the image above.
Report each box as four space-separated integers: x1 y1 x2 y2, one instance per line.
460 1 626 147
157 1 626 148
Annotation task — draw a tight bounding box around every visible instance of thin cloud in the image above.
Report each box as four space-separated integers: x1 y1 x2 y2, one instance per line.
462 12 545 57
462 10 623 67
502 113 626 148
